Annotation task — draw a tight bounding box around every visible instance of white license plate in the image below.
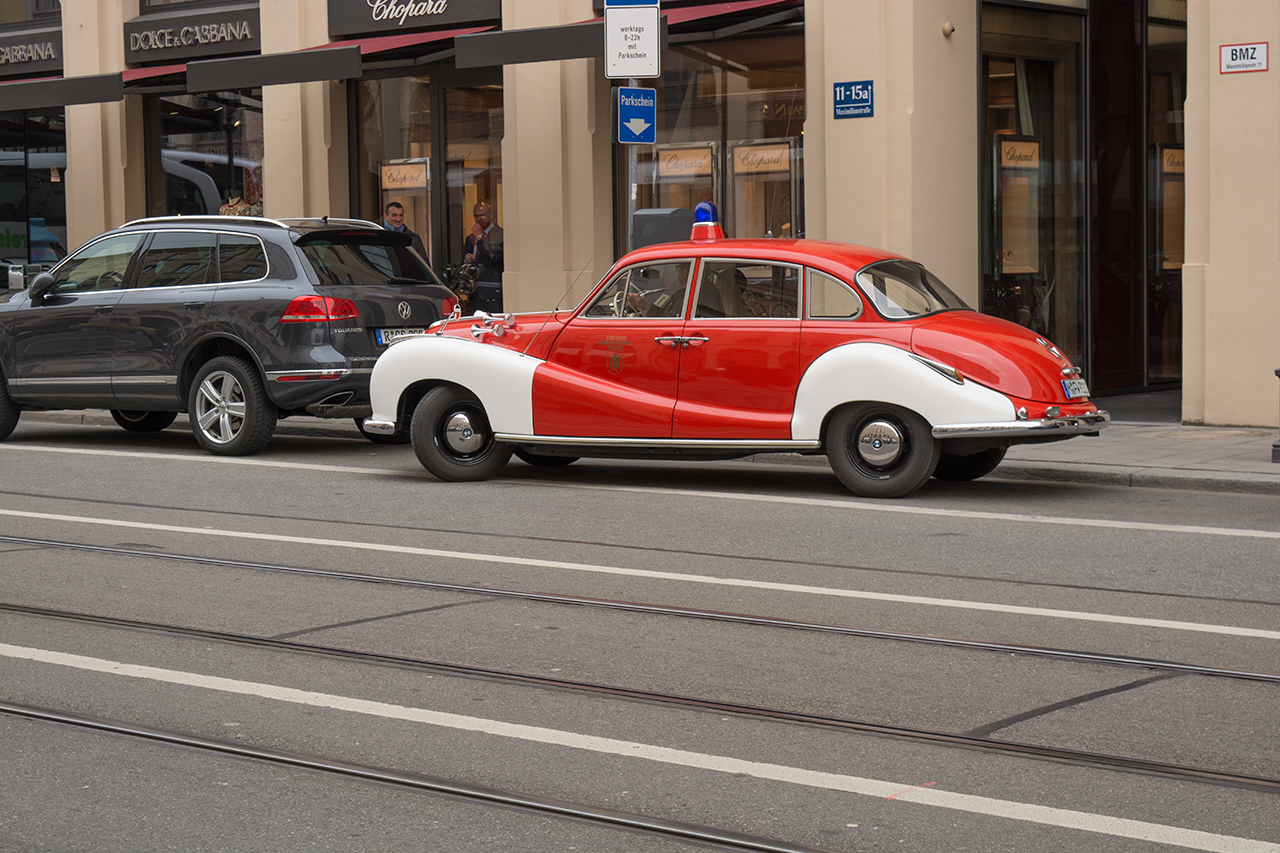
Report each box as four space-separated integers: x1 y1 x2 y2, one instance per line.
375 327 425 345
1062 378 1090 399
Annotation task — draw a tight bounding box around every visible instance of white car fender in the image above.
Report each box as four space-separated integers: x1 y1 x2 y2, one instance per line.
368 335 541 434
791 342 1015 441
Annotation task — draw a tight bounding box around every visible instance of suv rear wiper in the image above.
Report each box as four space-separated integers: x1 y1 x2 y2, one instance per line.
386 276 426 285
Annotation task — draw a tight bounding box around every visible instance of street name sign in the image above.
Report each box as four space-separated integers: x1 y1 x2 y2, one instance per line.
1220 42 1269 73
605 0 660 79
833 80 874 119
616 86 657 144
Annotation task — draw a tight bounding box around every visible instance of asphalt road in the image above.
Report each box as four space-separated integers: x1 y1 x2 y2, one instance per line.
2 418 1278 852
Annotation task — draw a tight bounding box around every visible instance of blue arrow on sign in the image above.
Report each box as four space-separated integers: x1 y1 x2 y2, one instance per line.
617 86 657 144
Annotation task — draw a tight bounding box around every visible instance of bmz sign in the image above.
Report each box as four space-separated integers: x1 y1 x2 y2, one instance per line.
1220 42 1268 74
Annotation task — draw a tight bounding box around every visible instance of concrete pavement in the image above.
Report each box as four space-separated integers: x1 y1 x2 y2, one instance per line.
14 390 1280 495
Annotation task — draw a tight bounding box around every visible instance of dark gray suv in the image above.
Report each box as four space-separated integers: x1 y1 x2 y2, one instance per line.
0 216 458 455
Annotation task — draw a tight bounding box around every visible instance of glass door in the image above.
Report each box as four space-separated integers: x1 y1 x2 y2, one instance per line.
440 83 503 312
1146 18 1186 384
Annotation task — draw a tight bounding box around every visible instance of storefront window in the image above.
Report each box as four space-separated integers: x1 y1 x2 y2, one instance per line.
0 0 59 26
981 5 1085 368
1147 15 1186 384
357 75 432 256
143 90 264 217
616 34 804 252
0 111 67 277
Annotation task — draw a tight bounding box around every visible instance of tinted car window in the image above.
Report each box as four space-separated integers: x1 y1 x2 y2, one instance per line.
299 236 442 286
136 231 214 289
218 234 268 282
49 233 144 294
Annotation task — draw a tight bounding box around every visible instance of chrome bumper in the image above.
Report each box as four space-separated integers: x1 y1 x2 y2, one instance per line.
932 410 1110 440
361 418 397 435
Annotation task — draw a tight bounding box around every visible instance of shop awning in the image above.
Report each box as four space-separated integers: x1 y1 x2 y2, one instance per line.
186 45 363 93
0 72 123 112
122 64 187 84
455 0 799 68
310 25 496 57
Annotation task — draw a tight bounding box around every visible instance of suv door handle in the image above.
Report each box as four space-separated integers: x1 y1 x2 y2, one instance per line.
95 306 114 315
184 302 206 311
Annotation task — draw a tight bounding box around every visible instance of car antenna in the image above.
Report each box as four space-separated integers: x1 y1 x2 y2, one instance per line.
521 234 613 357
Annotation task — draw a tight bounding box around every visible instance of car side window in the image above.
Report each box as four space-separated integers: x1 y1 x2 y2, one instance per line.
218 234 268 282
49 234 145 295
807 269 863 319
582 261 692 318
136 231 214 289
695 261 800 318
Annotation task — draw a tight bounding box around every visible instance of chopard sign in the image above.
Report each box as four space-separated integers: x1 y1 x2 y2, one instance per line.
328 0 499 38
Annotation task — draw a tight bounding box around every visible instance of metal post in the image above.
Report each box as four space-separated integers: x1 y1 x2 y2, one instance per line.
1273 369 1280 463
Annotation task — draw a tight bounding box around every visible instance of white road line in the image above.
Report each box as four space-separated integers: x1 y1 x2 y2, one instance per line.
5 444 1279 540
2 643 1274 853
3 508 1278 640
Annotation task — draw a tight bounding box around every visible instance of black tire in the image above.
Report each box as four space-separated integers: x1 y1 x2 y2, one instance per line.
187 356 277 456
410 385 513 481
933 446 1008 481
0 375 19 441
110 410 178 433
355 417 411 445
514 448 579 467
825 402 939 498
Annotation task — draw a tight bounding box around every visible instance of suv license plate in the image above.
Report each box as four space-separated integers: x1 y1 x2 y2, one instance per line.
1062 378 1090 399
376 328 425 345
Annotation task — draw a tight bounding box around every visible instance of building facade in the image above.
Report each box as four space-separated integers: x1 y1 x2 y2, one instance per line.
2 0 1276 427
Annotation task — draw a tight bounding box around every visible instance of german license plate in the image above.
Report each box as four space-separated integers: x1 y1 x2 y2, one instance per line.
375 327 425 345
1062 378 1090 399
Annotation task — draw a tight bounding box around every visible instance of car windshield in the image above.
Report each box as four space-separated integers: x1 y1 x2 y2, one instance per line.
298 235 442 286
855 260 969 318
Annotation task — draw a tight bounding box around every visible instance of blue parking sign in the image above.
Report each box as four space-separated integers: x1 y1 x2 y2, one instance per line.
834 80 874 119
617 86 657 144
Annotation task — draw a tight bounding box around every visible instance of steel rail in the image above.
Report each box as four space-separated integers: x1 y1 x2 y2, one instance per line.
0 701 837 853
3 535 1277 684
5 603 1279 791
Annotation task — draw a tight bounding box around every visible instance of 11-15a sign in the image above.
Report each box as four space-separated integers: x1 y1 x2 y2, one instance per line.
833 80 873 119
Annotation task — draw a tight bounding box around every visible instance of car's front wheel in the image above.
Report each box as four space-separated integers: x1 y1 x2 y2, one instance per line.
933 446 1007 481
0 375 19 441
411 385 512 481
188 356 277 456
825 402 939 498
111 410 178 433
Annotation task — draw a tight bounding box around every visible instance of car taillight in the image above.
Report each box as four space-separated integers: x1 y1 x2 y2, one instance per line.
280 295 360 323
442 293 459 317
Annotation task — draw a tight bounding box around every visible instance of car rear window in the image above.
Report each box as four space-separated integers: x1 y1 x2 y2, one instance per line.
855 260 968 318
298 235 443 287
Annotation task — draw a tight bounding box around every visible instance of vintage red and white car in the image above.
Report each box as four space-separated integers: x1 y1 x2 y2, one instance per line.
363 207 1108 498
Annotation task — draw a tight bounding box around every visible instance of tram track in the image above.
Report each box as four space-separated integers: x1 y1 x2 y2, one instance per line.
3 535 1276 684
0 701 837 853
5 602 1278 791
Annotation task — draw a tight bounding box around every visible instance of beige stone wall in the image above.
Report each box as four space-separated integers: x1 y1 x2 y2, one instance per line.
804 0 980 304
500 0 614 312
63 0 141 251
1184 0 1280 427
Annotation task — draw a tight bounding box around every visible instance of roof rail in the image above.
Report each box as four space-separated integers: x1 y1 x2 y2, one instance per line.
123 215 290 229
276 217 383 229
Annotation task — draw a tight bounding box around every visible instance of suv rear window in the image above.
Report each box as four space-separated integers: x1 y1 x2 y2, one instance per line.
298 234 443 287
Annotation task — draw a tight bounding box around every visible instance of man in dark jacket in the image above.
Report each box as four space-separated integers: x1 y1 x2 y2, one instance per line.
463 201 504 312
382 201 427 259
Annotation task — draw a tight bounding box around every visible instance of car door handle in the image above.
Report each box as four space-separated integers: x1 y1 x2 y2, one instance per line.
683 335 710 347
653 336 683 347
184 302 206 311
95 306 114 315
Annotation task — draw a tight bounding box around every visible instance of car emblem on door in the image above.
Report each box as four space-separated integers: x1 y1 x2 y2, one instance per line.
397 302 411 320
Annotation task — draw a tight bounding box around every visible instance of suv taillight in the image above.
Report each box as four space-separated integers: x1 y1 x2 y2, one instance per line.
280 295 360 323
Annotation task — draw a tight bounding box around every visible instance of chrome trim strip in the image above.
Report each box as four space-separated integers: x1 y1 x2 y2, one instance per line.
110 376 177 386
10 376 113 387
264 369 359 381
932 410 1110 439
494 434 822 451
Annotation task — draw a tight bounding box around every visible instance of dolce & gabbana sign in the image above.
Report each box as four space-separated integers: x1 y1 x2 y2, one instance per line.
0 26 62 78
328 0 501 38
124 3 260 65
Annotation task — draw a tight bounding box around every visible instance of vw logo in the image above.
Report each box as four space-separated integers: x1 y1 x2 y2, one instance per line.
397 301 412 320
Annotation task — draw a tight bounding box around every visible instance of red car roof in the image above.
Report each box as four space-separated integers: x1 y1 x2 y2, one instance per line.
618 237 909 280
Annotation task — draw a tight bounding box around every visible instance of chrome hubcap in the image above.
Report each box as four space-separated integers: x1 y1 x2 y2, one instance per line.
443 411 483 454
856 419 903 467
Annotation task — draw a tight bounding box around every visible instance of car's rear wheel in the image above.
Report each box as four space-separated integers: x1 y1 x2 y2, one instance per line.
933 446 1007 481
110 410 178 433
411 385 512 481
355 418 411 445
825 402 939 498
188 356 276 456
514 448 579 467
0 375 19 441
